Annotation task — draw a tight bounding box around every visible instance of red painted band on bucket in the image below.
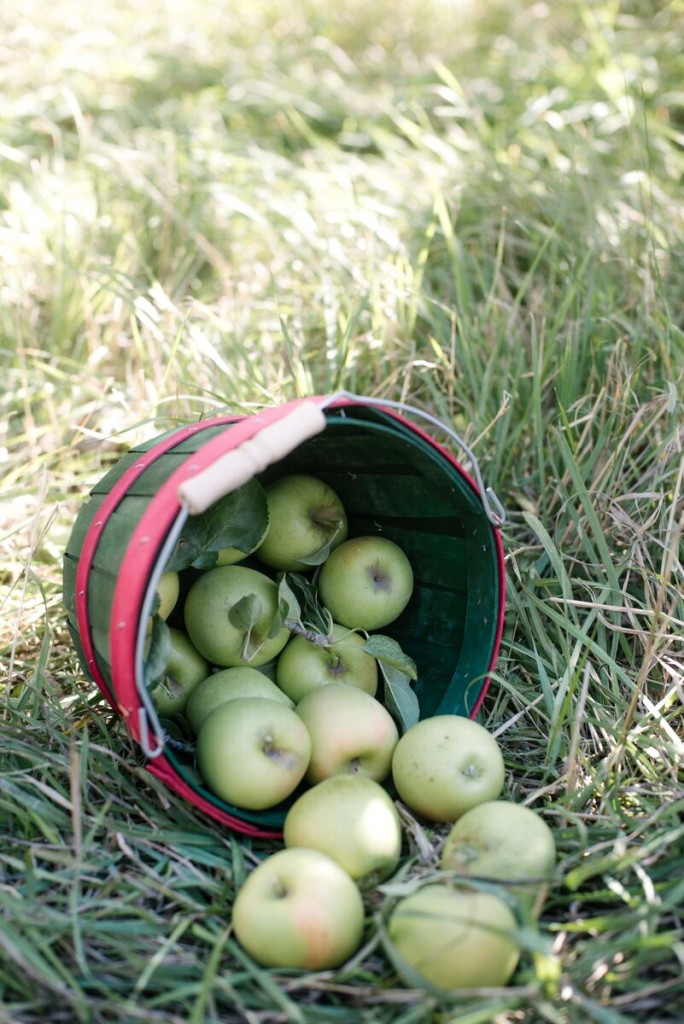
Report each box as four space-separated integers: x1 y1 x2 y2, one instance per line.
73 416 241 708
147 759 279 839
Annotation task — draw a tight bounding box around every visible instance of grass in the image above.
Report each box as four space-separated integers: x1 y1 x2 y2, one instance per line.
1 0 683 1020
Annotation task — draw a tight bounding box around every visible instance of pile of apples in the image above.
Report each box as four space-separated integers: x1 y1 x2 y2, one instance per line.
148 473 557 991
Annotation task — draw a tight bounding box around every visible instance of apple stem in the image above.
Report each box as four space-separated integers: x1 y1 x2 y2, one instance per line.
269 877 289 899
284 620 332 647
310 509 343 531
328 654 344 674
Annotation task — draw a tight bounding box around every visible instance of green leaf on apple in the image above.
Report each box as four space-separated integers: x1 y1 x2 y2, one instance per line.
166 478 269 571
295 523 345 568
228 592 265 661
380 663 420 733
143 614 172 693
362 635 418 681
228 592 262 632
277 572 333 642
277 573 303 626
363 635 419 733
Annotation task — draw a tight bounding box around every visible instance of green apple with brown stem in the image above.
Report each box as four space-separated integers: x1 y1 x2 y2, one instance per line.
440 799 557 914
391 715 505 822
255 473 348 571
276 623 378 702
232 847 365 970
318 535 413 631
196 697 311 810
295 682 399 785
183 565 290 667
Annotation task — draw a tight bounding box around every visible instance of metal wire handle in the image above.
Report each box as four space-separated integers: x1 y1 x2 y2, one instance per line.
321 391 507 527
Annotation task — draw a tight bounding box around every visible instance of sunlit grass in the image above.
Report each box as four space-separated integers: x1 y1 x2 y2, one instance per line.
1 0 683 1021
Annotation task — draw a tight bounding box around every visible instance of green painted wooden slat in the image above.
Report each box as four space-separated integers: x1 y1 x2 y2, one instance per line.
85 568 118 643
88 452 150 495
130 422 235 454
62 553 79 621
89 497 157 573
63 494 107 558
336 474 461 518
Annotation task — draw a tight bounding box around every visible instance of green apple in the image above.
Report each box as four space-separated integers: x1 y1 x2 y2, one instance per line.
295 682 399 785
183 565 291 667
318 535 413 631
440 800 557 913
255 473 348 571
216 519 270 565
276 623 378 703
284 775 402 889
232 847 365 970
386 883 520 990
156 570 180 620
391 715 505 822
196 697 311 810
150 627 209 717
185 666 295 735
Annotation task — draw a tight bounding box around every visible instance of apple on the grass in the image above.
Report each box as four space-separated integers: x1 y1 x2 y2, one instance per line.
276 623 378 703
391 715 505 822
386 883 520 990
295 682 399 785
150 627 209 717
284 775 402 889
255 473 348 571
440 800 557 913
232 847 365 970
196 697 311 809
185 665 294 735
183 565 290 668
317 535 413 631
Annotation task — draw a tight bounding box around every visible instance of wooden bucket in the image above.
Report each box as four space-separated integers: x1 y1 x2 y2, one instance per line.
63 394 506 837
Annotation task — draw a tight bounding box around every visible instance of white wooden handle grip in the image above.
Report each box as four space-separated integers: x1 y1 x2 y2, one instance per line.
177 401 327 514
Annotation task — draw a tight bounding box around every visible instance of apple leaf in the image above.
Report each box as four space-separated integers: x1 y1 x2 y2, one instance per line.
228 593 261 632
380 663 420 734
364 634 419 732
143 615 172 694
166 478 269 571
226 592 265 662
296 526 344 568
362 634 418 681
277 573 303 626
277 572 333 642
